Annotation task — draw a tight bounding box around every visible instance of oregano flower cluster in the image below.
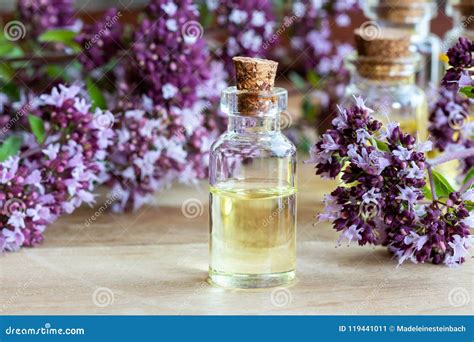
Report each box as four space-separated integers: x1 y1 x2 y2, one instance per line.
17 0 75 38
308 98 473 267
71 0 229 212
429 37 473 174
0 84 114 252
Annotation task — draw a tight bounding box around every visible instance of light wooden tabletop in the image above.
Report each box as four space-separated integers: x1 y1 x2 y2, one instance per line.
0 161 472 315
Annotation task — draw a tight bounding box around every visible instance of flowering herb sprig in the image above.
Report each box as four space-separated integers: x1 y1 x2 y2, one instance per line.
442 37 473 98
429 37 473 175
308 97 473 267
93 0 228 212
0 84 114 252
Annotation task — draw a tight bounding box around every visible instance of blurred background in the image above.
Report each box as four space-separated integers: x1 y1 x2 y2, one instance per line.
0 0 456 36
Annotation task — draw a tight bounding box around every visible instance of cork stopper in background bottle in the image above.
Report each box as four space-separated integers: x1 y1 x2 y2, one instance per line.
375 0 433 23
455 0 474 29
233 56 278 115
354 28 413 80
355 27 411 59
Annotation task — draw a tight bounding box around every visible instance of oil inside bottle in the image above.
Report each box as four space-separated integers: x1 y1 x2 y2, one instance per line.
209 179 296 288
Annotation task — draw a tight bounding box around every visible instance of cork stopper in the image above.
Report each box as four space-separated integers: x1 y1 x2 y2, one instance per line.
375 0 434 23
455 0 474 19
355 28 411 59
233 57 278 92
232 56 278 115
354 28 415 80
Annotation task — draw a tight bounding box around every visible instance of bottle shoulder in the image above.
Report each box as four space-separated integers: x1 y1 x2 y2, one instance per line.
210 131 296 158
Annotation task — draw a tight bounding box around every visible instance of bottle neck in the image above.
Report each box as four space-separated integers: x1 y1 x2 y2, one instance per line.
220 86 288 134
228 115 280 134
349 69 416 87
378 19 431 42
345 52 419 86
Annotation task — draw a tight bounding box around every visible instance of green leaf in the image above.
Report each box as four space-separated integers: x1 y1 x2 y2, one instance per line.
38 29 81 52
272 0 287 16
463 168 474 187
0 136 22 162
0 62 14 81
302 98 317 122
28 115 45 144
465 201 474 211
289 71 306 92
86 78 106 110
422 185 432 200
38 29 77 44
431 169 455 198
373 139 389 152
306 70 321 89
460 86 474 99
64 41 83 53
198 2 212 28
0 41 23 58
298 136 312 154
46 65 64 79
1 82 19 100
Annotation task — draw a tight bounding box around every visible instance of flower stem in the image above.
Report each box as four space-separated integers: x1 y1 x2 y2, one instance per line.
427 165 438 202
460 175 474 193
427 147 474 167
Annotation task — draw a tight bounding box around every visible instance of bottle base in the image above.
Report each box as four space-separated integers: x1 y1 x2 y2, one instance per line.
208 268 295 289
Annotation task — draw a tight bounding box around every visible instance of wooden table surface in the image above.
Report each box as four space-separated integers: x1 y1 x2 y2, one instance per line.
0 161 472 315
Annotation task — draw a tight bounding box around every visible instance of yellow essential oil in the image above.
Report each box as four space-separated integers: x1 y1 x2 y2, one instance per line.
209 180 296 288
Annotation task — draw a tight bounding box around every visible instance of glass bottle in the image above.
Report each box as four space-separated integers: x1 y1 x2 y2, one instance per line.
363 0 442 90
344 29 429 138
445 0 474 47
208 58 297 289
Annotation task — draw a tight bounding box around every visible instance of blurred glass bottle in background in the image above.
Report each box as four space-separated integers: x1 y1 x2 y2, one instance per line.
344 28 429 139
445 0 474 47
363 0 442 90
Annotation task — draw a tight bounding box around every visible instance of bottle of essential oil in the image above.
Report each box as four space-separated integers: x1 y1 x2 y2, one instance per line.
208 57 297 289
445 0 474 47
344 28 429 138
363 0 442 90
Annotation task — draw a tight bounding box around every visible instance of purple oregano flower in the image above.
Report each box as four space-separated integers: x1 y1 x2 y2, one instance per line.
429 37 473 174
104 0 227 212
308 97 473 267
17 0 75 38
126 0 210 108
76 8 124 71
1 84 114 252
